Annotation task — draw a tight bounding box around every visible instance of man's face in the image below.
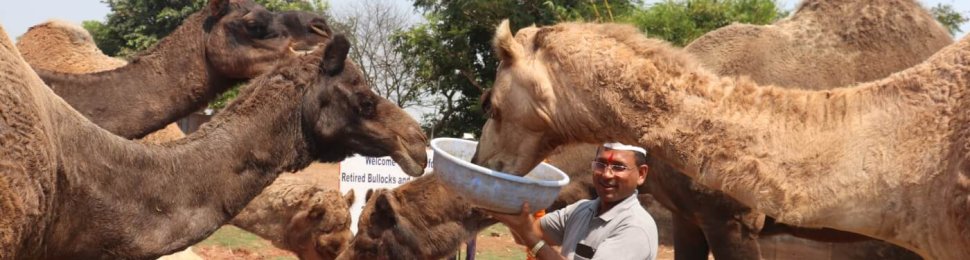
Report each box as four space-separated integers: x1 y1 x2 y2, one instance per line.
591 148 647 204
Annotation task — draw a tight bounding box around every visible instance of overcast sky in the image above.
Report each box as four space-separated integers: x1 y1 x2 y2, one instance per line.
2 0 967 40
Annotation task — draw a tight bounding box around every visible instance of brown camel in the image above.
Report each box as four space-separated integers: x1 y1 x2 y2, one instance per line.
544 0 950 258
337 175 494 260
472 20 970 259
14 20 187 145
0 24 428 260
15 18 362 260
231 177 355 260
33 0 331 139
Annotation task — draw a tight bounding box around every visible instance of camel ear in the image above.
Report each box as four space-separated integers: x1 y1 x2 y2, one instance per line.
344 190 355 206
207 0 230 18
307 207 325 220
368 191 397 231
321 34 351 76
493 19 523 64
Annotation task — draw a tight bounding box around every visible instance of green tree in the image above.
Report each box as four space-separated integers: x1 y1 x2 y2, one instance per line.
399 0 639 138
624 0 786 47
931 3 969 37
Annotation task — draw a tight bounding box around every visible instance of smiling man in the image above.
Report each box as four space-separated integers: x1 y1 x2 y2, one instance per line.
491 143 658 260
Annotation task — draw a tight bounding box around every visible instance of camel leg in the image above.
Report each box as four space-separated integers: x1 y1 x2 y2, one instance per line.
700 217 761 260
673 216 710 260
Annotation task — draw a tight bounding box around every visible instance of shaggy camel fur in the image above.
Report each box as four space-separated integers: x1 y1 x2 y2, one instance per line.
232 177 355 260
16 20 362 259
34 0 331 139
473 21 970 259
546 0 948 258
685 0 952 89
14 20 186 145
0 27 427 260
336 175 494 260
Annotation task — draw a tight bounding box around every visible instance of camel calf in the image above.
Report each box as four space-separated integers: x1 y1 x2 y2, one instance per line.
337 175 494 260
232 177 355 260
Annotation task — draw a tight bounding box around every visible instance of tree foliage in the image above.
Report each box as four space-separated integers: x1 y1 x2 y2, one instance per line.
931 3 969 37
332 0 427 109
624 0 786 47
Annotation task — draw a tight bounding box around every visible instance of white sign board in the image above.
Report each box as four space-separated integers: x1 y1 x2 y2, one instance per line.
339 150 434 234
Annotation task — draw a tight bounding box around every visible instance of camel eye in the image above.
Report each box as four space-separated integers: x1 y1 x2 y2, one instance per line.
245 20 268 38
357 93 377 118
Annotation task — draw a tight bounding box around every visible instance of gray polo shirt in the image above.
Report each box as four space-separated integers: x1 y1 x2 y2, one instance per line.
539 192 657 260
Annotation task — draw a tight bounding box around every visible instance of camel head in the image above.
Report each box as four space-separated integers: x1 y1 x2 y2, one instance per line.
301 34 428 177
471 20 576 176
284 190 355 260
203 0 332 79
473 21 653 176
336 188 419 260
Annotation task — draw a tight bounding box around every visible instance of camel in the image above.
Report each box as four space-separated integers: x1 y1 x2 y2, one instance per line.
14 20 187 145
543 0 950 258
15 18 364 260
471 20 970 259
685 0 952 89
33 0 332 139
231 177 355 260
336 175 494 260
0 21 428 259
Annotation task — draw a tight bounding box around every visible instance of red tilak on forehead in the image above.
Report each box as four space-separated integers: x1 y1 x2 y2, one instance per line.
606 150 615 165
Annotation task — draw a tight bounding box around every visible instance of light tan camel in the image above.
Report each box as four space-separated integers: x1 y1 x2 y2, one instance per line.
0 25 427 260
14 20 186 145
33 0 331 139
472 21 970 259
546 0 950 258
231 177 355 260
686 0 952 89
15 19 360 260
15 20 126 73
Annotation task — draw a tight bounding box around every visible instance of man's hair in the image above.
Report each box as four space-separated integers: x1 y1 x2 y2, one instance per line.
596 147 648 167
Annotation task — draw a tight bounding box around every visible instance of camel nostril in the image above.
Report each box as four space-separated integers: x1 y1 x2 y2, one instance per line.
494 161 505 172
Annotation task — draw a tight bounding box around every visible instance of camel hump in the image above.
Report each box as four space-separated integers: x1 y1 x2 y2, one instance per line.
16 19 127 74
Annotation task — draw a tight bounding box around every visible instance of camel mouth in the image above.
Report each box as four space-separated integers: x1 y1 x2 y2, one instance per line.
311 26 330 38
289 45 319 56
389 136 428 177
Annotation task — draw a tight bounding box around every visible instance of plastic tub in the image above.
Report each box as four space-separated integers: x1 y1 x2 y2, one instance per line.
430 138 570 213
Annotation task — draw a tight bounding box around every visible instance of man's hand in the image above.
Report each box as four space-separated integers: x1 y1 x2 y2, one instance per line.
486 203 564 260
487 202 537 245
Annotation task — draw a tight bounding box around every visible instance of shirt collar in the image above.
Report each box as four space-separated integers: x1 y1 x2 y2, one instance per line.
591 191 639 221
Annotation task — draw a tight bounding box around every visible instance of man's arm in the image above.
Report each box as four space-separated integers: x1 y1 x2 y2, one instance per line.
488 203 566 260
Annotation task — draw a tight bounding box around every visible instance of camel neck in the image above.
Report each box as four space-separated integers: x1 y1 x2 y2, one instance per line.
40 70 314 258
35 13 236 139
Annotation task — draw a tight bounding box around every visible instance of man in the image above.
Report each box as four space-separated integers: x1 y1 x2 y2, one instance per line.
490 143 658 260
